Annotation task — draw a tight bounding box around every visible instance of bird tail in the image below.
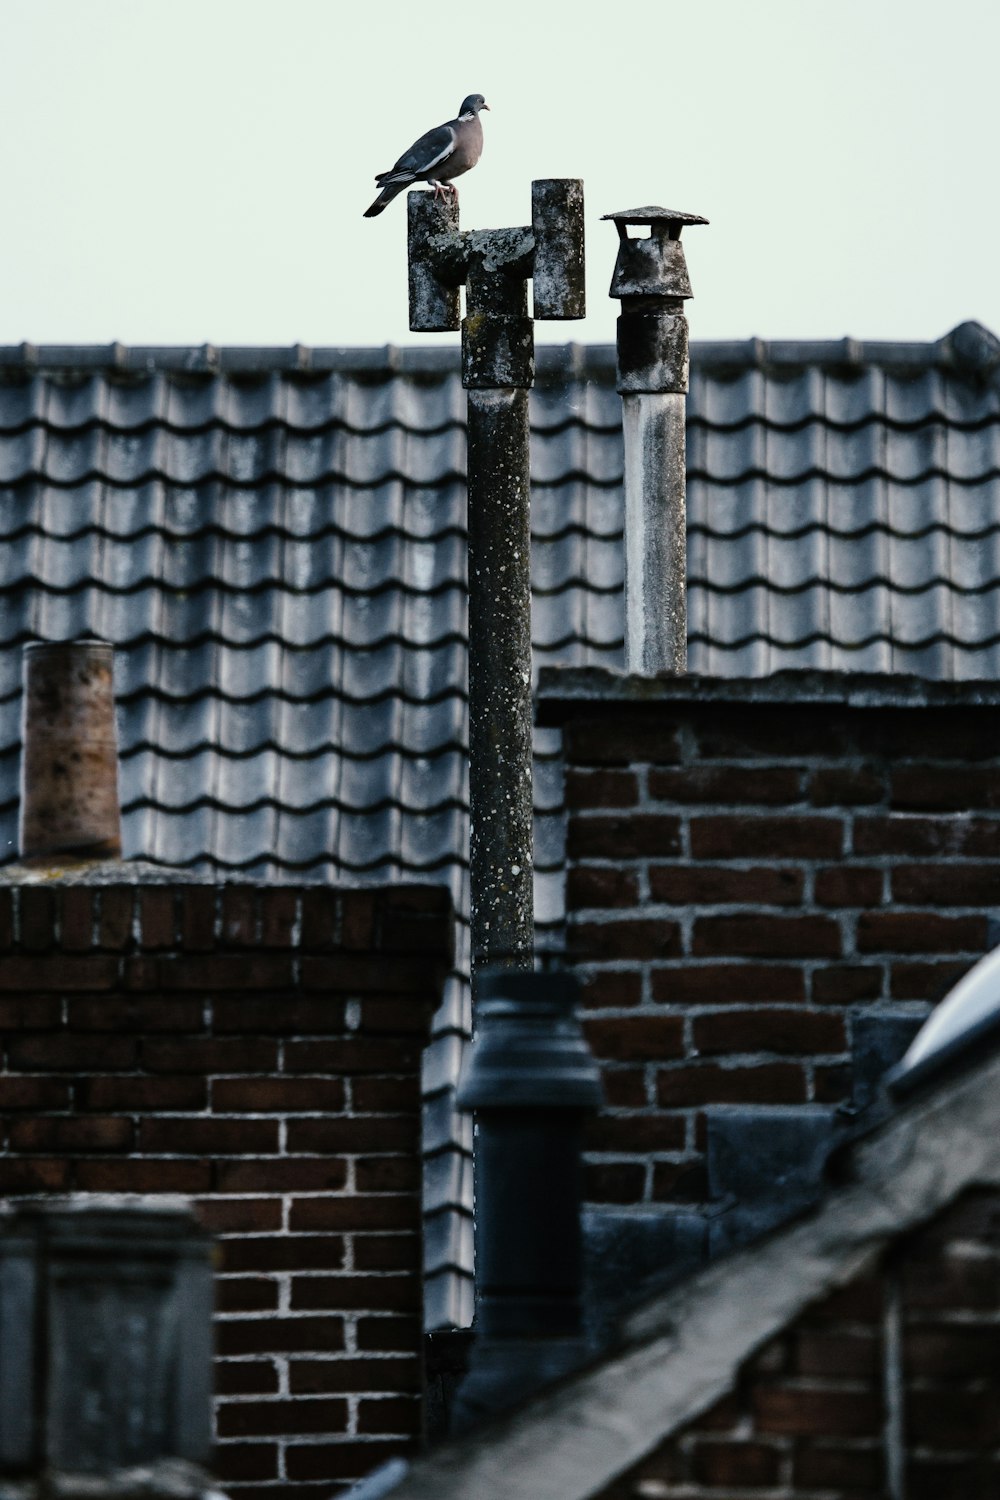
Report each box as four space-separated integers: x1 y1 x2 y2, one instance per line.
363 178 409 217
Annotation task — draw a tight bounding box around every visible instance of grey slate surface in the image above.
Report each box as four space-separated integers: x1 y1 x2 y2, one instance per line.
1 322 998 1328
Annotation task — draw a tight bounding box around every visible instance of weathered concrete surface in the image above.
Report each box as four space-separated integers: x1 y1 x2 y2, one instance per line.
622 392 687 675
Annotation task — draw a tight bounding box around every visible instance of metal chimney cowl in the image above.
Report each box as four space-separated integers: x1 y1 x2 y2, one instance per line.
18 641 122 864
451 970 603 1434
0 1197 216 1500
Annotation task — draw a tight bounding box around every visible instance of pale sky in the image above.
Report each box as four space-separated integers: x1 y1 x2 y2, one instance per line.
2 0 997 349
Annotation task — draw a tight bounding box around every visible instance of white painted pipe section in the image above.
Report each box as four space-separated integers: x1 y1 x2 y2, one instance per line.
622 391 687 676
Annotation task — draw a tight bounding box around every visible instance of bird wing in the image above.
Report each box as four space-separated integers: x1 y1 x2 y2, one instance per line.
376 122 456 185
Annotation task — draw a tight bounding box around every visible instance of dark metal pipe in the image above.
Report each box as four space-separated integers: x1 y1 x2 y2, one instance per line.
19 641 122 862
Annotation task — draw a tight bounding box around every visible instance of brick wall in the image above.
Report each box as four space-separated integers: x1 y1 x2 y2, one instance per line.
0 878 452 1500
594 1184 1000 1498
536 675 1000 1209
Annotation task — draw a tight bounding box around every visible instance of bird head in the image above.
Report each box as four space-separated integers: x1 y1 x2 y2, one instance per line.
459 94 489 117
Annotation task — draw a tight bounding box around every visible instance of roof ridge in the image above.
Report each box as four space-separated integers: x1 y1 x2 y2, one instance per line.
1 323 997 375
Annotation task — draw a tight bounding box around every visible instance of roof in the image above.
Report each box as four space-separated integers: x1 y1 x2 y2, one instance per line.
364 1029 1000 1500
2 322 999 1327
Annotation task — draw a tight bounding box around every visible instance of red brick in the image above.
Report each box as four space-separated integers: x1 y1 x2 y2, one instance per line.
137 888 177 948
890 960 971 1001
299 889 342 949
287 1117 416 1154
657 1062 806 1106
213 1443 279 1482
97 888 134 949
351 1076 422 1113
565 768 640 809
356 997 435 1036
215 1361 280 1395
353 1235 421 1272
571 919 681 961
583 1162 646 1203
601 1068 647 1107
752 1383 880 1435
578 971 643 1009
890 764 1000 810
0 1076 70 1110
355 1158 420 1193
809 766 883 805
650 1159 708 1201
693 1008 846 1056
812 964 883 1003
652 963 806 1005
0 956 120 991
357 1396 420 1435
567 866 641 909
216 1316 345 1355
215 1158 347 1194
584 1015 684 1062
64 995 204 1032
216 1278 279 1312
649 864 804 906
563 718 681 766
78 1075 207 1111
341 891 377 951
0 996 62 1028
906 1386 1000 1446
355 1316 422 1351
693 915 841 959
9 1115 133 1152
289 1357 420 1394
691 1440 782 1487
901 1251 1000 1309
75 1160 212 1192
159 955 296 990
284 1442 408 1483
696 713 851 760
650 764 806 805
585 1114 686 1152
221 886 258 945
284 1039 422 1075
19 888 56 950
195 1198 282 1233
904 1325 999 1377
299 955 436 993
568 815 682 860
141 1038 279 1073
853 814 997 856
813 1062 853 1102
217 1397 348 1438
59 887 96 949
211 1076 346 1113
691 814 843 860
815 865 883 907
259 888 299 947
212 994 346 1034
856 911 986 954
794 1328 879 1377
288 1196 419 1233
0 1158 71 1191
290 1276 419 1312
793 1441 884 1490
806 1275 883 1324
219 1237 345 1273
180 888 217 951
139 1117 278 1154
7 1033 137 1070
892 862 1000 905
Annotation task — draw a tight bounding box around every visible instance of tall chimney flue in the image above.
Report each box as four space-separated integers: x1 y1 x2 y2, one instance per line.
19 641 122 863
604 206 708 676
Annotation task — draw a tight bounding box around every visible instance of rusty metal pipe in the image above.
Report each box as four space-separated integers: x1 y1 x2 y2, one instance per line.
18 641 122 862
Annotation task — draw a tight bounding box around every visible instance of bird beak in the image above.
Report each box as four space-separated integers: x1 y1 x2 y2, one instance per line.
483 103 490 110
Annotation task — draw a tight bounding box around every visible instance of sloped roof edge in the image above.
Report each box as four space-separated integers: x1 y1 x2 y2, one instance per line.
0 321 996 376
382 1042 1000 1500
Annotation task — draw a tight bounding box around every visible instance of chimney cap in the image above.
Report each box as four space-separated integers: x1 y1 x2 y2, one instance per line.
602 206 709 232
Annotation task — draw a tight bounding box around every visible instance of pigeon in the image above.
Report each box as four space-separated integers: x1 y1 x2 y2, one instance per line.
363 94 489 218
